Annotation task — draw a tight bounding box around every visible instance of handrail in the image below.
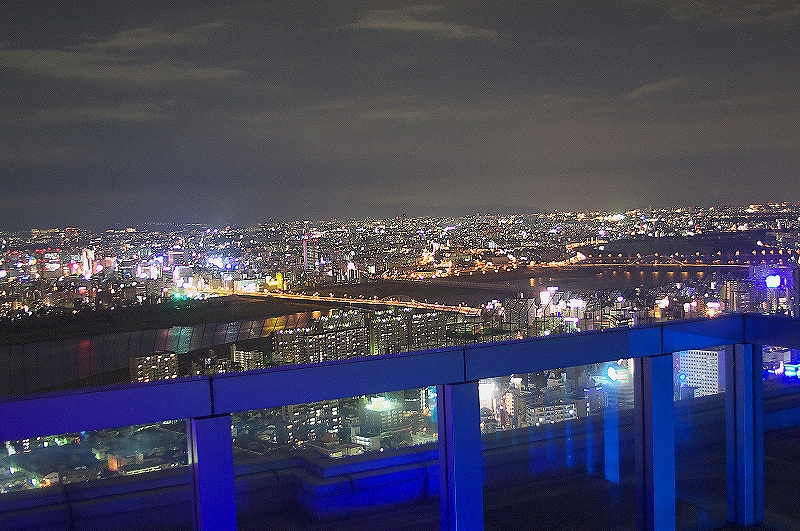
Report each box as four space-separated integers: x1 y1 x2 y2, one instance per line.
2 314 800 444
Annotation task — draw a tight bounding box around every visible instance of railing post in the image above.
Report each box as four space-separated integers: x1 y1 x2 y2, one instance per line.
604 388 620 483
634 355 676 531
187 415 237 531
725 343 764 525
437 382 484 531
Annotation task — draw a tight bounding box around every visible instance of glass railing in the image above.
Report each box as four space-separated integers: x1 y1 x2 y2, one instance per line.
0 422 188 494
0 422 192 531
2 315 800 531
231 390 438 463
674 386 727 529
0 299 673 400
231 389 440 531
669 347 728 530
762 345 800 531
480 363 637 529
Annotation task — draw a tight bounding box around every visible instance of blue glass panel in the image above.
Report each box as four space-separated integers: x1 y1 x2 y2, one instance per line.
763 345 800 529
481 364 636 529
231 389 439 529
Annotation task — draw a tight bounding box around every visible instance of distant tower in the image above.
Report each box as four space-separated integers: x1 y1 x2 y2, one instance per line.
302 220 311 272
301 227 319 274
81 248 95 278
302 233 309 271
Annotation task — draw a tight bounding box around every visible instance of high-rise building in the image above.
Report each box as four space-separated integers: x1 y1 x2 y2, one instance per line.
721 279 755 312
301 232 319 273
274 310 369 364
231 345 265 372
360 396 399 436
280 400 342 444
592 361 635 410
369 309 409 355
749 265 795 314
409 311 448 350
527 402 578 426
81 248 95 278
503 298 538 329
677 349 725 398
192 350 236 375
502 387 530 428
130 351 178 383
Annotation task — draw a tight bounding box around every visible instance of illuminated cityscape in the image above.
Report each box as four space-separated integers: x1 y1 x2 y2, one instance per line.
3 203 799 320
1 203 800 531
3 0 800 529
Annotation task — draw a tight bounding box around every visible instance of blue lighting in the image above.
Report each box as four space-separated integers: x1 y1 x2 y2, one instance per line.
1 314 794 529
783 363 798 378
427 386 438 424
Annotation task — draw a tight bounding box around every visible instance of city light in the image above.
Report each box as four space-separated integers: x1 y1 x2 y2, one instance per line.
567 298 586 309
607 365 629 382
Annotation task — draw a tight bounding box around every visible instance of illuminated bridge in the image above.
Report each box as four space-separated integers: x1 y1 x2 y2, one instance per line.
2 314 800 530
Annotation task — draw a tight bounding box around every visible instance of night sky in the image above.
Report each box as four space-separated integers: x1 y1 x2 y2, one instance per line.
2 1 799 230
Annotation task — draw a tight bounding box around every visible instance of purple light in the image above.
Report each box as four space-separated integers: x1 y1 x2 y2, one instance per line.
765 274 781 289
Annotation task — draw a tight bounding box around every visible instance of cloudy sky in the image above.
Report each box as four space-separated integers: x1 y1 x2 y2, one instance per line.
2 1 799 230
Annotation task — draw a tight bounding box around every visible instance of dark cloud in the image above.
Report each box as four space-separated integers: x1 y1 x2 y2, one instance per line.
666 1 800 24
345 5 499 39
1 0 799 230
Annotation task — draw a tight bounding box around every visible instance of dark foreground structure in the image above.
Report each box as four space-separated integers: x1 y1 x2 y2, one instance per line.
2 313 800 531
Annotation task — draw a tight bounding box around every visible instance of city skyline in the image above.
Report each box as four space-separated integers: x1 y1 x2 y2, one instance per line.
3 1 800 230
1 201 798 235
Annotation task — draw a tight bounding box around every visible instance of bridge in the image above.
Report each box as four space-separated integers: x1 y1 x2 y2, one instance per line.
211 289 484 316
